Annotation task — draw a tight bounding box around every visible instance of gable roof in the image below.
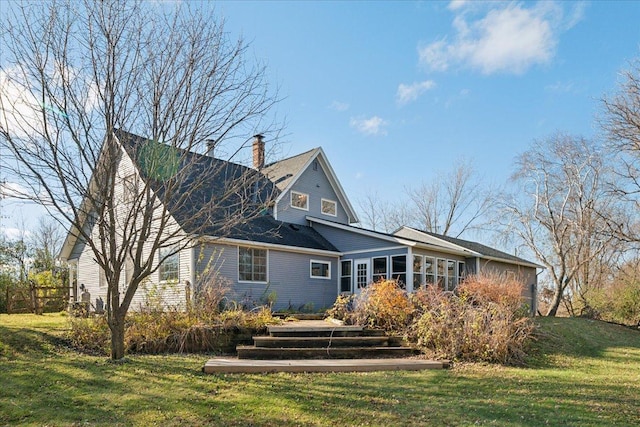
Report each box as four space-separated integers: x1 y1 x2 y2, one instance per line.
262 148 318 192
61 130 341 259
395 226 543 269
262 147 359 224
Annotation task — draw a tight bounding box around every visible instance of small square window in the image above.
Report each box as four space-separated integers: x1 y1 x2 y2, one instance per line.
291 191 309 210
321 199 337 216
310 260 331 279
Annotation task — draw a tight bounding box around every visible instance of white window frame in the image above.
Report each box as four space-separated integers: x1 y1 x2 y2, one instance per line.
321 198 337 217
238 246 269 283
290 191 309 211
458 261 466 284
372 256 388 282
424 256 436 285
159 247 180 283
310 259 331 280
447 259 457 291
391 255 407 287
340 260 352 293
437 258 447 290
413 255 423 289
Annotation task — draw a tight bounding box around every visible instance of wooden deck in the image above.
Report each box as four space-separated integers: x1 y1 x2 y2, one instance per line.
203 357 450 374
202 319 450 373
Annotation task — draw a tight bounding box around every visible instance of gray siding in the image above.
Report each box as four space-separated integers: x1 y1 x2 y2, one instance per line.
312 223 396 252
195 242 339 311
276 160 350 225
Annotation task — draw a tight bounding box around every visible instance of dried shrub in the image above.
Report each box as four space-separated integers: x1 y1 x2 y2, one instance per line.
408 273 534 365
326 294 356 324
191 275 232 321
352 279 413 332
457 272 528 313
68 306 280 355
66 316 110 355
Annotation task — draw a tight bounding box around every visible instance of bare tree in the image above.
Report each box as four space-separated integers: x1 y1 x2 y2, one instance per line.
498 134 624 316
30 217 65 272
406 159 492 237
357 192 412 233
0 0 279 359
602 59 640 240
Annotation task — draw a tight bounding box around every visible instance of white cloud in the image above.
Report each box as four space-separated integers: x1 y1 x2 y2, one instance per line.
0 68 44 139
329 100 350 112
1 227 30 241
545 81 575 93
396 80 436 105
419 1 585 75
350 116 388 136
0 180 31 200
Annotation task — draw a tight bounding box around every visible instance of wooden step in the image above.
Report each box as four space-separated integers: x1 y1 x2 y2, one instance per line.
252 336 390 348
267 325 364 337
236 345 416 360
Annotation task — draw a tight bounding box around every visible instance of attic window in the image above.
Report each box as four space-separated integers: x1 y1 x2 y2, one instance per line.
290 191 309 211
321 199 337 217
313 160 318 171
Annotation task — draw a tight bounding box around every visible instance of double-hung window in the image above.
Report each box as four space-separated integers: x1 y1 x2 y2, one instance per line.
391 255 407 288
340 260 352 292
372 257 387 282
424 257 435 285
238 247 267 282
159 247 179 282
413 255 423 289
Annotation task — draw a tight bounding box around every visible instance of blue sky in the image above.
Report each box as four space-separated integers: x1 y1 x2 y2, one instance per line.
1 0 640 239
217 0 640 204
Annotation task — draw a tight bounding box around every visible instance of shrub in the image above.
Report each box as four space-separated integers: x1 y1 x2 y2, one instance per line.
408 273 534 365
67 306 281 355
352 279 413 332
67 315 110 355
326 294 355 324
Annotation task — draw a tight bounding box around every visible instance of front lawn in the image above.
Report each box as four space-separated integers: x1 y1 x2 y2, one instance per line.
1 313 639 426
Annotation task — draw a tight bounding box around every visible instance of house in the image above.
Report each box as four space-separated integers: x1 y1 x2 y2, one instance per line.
60 130 541 314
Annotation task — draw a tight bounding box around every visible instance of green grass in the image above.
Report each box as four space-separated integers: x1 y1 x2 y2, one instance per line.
1 313 639 426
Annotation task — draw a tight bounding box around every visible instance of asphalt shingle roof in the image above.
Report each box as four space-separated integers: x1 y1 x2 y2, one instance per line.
116 130 338 252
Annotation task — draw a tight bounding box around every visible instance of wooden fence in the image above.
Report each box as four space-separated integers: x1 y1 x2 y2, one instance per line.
6 282 69 314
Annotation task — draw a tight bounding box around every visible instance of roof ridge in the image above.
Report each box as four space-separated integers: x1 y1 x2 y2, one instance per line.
263 147 319 168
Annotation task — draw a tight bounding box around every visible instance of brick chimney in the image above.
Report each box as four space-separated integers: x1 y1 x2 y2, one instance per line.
252 134 265 169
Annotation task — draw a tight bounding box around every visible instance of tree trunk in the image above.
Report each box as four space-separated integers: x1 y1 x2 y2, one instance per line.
546 288 563 316
109 314 126 360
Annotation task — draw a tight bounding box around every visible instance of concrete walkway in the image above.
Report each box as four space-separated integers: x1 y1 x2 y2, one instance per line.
203 357 450 374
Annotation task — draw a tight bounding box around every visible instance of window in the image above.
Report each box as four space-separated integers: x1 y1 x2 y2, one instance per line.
99 267 106 288
321 198 337 216
458 261 466 284
340 260 352 292
311 260 331 279
159 247 179 282
437 258 446 290
391 255 407 288
447 260 457 291
123 174 139 202
290 191 309 210
238 247 267 282
424 257 435 285
413 255 423 289
372 257 387 282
